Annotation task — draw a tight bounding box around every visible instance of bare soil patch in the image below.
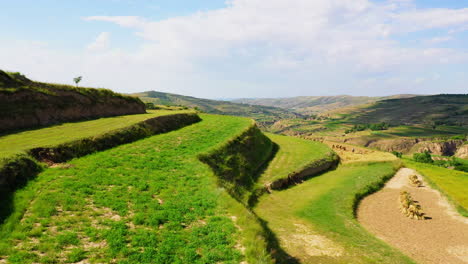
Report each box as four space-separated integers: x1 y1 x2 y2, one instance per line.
358 168 468 264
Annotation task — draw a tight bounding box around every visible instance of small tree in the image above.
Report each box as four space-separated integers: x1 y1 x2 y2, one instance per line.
73 76 82 87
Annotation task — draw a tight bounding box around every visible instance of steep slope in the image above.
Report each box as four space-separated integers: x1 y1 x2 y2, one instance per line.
133 91 301 126
0 70 145 133
233 95 417 114
348 94 468 127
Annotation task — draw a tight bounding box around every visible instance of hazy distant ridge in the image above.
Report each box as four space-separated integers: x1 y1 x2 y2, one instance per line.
233 94 418 114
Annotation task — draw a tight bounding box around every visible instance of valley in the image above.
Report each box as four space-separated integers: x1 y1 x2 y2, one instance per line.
0 72 466 264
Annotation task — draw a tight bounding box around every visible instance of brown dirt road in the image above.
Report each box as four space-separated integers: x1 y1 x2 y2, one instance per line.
358 168 468 264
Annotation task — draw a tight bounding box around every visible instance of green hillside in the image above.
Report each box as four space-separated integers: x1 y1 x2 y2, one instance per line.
348 94 468 127
133 91 301 127
233 95 417 114
267 95 468 139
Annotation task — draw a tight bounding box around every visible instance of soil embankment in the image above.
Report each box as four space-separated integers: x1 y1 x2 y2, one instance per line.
358 168 468 264
345 137 465 156
455 144 468 159
0 70 146 133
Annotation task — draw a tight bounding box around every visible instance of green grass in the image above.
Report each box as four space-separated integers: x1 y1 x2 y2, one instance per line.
403 159 468 216
380 125 466 138
0 114 272 264
0 110 191 160
258 133 333 185
255 161 413 263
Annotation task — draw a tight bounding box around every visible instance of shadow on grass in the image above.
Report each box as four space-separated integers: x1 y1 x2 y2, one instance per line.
0 188 15 227
247 142 279 208
255 212 301 264
0 156 43 226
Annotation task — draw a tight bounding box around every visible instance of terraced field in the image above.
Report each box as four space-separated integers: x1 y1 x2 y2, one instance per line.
0 115 272 263
258 133 334 186
254 142 413 263
2 108 465 264
0 110 191 160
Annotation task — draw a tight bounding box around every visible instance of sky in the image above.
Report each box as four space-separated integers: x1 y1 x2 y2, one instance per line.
1 0 468 98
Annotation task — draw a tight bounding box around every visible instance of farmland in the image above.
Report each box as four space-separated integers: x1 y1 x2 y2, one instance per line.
258 133 334 185
0 110 191 160
0 114 272 263
403 159 468 216
254 144 413 263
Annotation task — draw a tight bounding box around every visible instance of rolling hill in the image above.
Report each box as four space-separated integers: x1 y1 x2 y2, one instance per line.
133 91 301 127
347 94 468 127
233 95 418 114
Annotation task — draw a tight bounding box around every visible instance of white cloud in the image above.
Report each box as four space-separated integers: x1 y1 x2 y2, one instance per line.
4 0 468 97
427 36 453 44
393 8 468 32
82 0 468 74
84 16 146 28
87 32 111 51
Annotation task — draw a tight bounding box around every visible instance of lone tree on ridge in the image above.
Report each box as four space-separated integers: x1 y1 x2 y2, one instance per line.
73 76 82 87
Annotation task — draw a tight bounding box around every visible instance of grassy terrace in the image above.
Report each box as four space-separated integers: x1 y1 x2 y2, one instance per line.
254 145 413 263
403 159 468 216
0 114 272 263
0 110 191 160
258 133 332 185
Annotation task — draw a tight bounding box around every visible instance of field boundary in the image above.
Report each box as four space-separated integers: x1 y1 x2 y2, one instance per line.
0 113 201 193
198 121 274 203
266 152 339 191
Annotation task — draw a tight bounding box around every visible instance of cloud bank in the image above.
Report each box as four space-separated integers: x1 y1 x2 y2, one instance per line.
2 0 468 97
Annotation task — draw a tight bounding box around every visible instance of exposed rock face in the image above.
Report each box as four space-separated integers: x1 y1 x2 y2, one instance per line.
455 145 468 159
345 136 466 157
410 140 464 156
0 85 145 133
367 138 421 153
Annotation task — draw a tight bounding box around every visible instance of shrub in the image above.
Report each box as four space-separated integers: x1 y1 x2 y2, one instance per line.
369 122 389 131
413 151 433 164
392 151 403 158
345 123 389 133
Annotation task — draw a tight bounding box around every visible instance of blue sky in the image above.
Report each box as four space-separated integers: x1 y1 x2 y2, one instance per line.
1 0 468 98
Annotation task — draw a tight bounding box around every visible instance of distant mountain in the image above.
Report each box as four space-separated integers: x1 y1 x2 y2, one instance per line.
132 91 301 127
233 95 418 114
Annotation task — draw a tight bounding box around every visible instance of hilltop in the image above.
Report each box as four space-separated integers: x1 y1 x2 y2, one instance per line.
0 70 145 133
133 91 301 127
233 94 417 114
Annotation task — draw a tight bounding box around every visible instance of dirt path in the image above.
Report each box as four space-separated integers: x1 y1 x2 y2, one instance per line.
358 168 468 264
